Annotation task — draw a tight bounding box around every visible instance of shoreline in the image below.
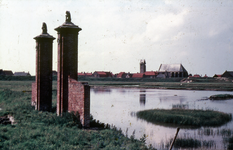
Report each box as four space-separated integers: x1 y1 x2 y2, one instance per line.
89 83 233 91
1 80 233 92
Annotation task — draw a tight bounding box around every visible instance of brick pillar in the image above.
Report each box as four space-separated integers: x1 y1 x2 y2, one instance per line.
68 77 90 127
32 22 55 111
55 11 82 115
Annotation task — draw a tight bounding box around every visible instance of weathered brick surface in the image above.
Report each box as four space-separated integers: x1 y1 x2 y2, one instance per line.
55 18 81 116
68 78 90 127
32 25 55 111
55 12 90 127
31 82 37 106
36 40 53 111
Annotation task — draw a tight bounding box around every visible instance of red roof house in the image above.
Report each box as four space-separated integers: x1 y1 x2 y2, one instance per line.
203 74 208 78
85 73 93 77
117 72 126 78
93 71 112 78
78 73 86 76
213 74 222 78
144 71 158 78
78 72 93 77
192 74 201 78
132 73 145 78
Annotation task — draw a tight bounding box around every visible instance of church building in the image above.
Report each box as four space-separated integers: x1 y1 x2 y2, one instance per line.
158 64 188 78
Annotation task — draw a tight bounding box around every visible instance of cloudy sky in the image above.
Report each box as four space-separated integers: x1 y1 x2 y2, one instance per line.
0 0 233 76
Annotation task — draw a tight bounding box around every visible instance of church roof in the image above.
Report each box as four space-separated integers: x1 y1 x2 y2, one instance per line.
222 71 233 77
158 64 187 72
14 72 30 76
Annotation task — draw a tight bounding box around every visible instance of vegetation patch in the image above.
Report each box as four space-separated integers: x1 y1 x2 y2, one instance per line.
0 88 154 149
228 136 233 150
136 109 232 127
165 138 216 149
209 94 233 100
170 138 201 148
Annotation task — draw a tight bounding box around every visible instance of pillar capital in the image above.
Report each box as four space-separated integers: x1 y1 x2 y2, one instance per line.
34 22 55 41
55 11 82 33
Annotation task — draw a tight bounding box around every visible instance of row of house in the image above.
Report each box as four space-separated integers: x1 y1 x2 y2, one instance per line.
77 71 159 78
0 69 31 76
76 64 188 78
3 61 233 79
117 71 159 78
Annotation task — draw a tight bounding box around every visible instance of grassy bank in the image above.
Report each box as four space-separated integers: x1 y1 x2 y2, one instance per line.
88 81 233 91
78 77 233 91
1 76 233 91
0 84 154 149
136 109 232 127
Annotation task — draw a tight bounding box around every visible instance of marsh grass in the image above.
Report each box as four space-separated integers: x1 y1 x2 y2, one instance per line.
209 94 233 100
165 138 216 149
2 76 233 91
171 138 201 148
0 87 154 149
228 136 233 150
136 109 232 127
0 75 35 81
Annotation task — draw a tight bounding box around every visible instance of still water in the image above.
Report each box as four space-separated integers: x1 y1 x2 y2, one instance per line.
90 87 233 150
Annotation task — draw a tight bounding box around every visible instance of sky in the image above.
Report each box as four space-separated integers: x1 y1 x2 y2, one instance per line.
0 0 233 76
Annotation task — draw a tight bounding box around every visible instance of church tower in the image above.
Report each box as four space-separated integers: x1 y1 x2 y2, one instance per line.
140 59 146 73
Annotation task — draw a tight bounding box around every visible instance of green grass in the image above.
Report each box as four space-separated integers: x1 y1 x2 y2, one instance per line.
136 109 232 127
2 76 233 91
0 75 35 81
0 83 154 149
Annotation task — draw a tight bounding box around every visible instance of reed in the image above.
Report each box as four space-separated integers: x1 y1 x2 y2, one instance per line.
166 138 216 149
172 138 201 148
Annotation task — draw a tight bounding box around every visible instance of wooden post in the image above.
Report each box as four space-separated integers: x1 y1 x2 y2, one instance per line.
169 127 180 150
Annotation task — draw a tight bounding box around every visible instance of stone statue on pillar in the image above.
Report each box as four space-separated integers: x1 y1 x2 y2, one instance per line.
42 22 47 34
66 11 71 23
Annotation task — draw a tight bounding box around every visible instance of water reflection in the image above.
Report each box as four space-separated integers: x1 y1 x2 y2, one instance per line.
159 94 185 104
92 86 112 93
172 104 189 109
90 87 233 150
140 94 146 106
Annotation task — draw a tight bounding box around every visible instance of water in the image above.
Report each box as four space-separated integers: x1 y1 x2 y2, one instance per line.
90 87 233 150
